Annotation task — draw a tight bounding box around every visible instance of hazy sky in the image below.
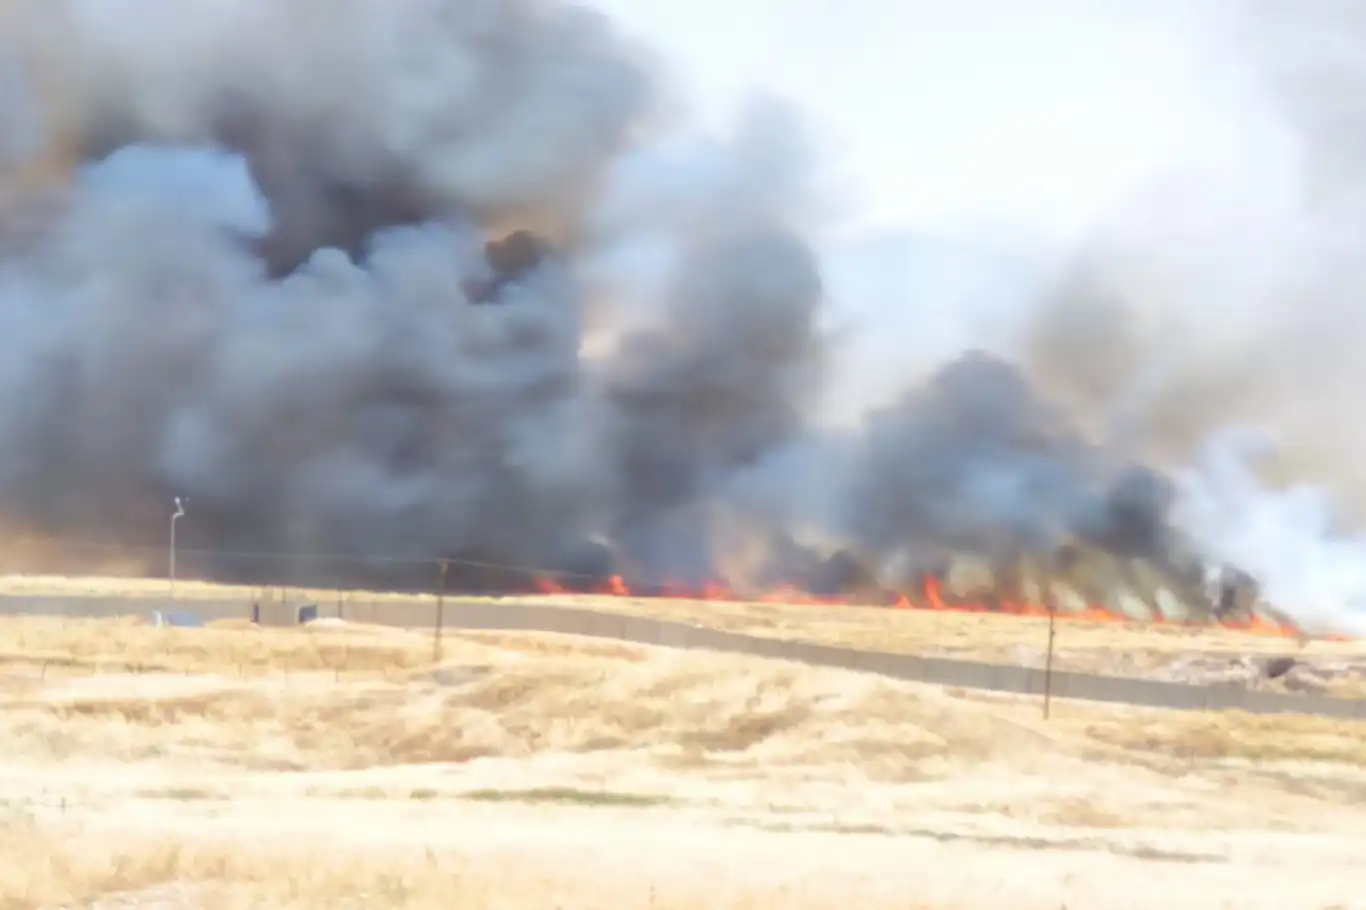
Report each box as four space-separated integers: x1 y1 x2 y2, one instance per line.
584 0 1301 415
589 0 1285 247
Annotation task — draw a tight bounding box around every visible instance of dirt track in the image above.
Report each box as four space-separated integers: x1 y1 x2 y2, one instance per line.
3 573 1362 695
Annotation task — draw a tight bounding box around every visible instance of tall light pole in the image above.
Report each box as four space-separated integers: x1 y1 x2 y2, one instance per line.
169 497 186 601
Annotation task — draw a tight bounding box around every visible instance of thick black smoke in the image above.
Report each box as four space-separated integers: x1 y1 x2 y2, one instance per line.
0 0 838 588
0 0 1234 603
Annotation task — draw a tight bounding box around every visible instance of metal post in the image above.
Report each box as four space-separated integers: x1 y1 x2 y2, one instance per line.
434 559 449 663
1043 582 1057 720
169 497 186 601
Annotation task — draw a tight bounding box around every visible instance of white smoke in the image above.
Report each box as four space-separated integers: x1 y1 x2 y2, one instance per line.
1175 430 1366 634
996 1 1366 633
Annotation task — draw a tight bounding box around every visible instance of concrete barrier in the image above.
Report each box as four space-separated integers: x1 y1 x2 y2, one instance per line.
150 611 205 629
0 593 1361 720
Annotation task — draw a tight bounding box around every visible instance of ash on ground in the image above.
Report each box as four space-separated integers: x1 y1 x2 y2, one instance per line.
992 646 1366 697
1150 653 1366 696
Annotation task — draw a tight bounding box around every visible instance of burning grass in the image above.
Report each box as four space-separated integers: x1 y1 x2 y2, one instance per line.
3 571 1364 698
1 574 1358 677
0 569 1317 634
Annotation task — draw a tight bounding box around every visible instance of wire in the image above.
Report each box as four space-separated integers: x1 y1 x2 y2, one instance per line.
10 537 635 585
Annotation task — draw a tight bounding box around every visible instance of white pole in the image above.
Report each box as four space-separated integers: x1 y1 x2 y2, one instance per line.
170 497 186 601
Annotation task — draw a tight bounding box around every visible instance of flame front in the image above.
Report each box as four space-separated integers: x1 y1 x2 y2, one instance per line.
531 573 1341 640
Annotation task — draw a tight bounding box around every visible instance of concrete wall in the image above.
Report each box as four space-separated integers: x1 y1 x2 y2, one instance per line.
1 594 1362 720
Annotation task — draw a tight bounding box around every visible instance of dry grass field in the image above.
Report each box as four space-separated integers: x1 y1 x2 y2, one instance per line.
0 616 1364 908
2 573 1363 693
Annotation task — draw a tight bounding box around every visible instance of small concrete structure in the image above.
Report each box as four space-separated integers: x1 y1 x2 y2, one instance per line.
150 611 206 628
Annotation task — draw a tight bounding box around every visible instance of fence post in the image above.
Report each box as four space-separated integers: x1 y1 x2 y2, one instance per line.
434 559 449 662
1043 583 1057 720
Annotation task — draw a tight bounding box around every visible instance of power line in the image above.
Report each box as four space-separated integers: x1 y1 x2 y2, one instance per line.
11 537 631 585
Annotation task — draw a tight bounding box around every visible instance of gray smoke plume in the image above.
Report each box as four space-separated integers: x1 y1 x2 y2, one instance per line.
1020 3 1366 474
0 0 838 590
998 0 1366 631
846 352 1179 579
0 0 1359 632
0 54 40 170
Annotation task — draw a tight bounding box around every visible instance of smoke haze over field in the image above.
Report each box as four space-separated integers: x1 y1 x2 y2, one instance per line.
1 0 1366 632
1008 0 1366 630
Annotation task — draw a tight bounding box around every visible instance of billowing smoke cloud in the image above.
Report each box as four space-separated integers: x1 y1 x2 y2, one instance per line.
1001 0 1366 632
0 0 837 591
1173 428 1366 623
0 54 40 169
0 0 1362 633
848 353 1176 567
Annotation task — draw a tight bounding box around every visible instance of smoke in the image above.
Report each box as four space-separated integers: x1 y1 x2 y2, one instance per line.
843 351 1182 588
0 0 1363 632
0 0 839 590
1173 429 1366 624
0 53 40 170
998 0 1366 632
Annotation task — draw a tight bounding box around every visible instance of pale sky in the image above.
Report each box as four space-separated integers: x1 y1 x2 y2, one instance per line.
589 0 1285 246
585 0 1299 416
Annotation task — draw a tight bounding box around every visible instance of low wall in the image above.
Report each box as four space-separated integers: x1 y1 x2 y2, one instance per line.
1 593 1361 720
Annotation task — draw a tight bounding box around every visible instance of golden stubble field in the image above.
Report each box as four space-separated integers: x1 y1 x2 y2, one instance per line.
0 615 1364 909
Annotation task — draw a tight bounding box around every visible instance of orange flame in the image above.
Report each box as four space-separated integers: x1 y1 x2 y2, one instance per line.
528 573 1347 640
